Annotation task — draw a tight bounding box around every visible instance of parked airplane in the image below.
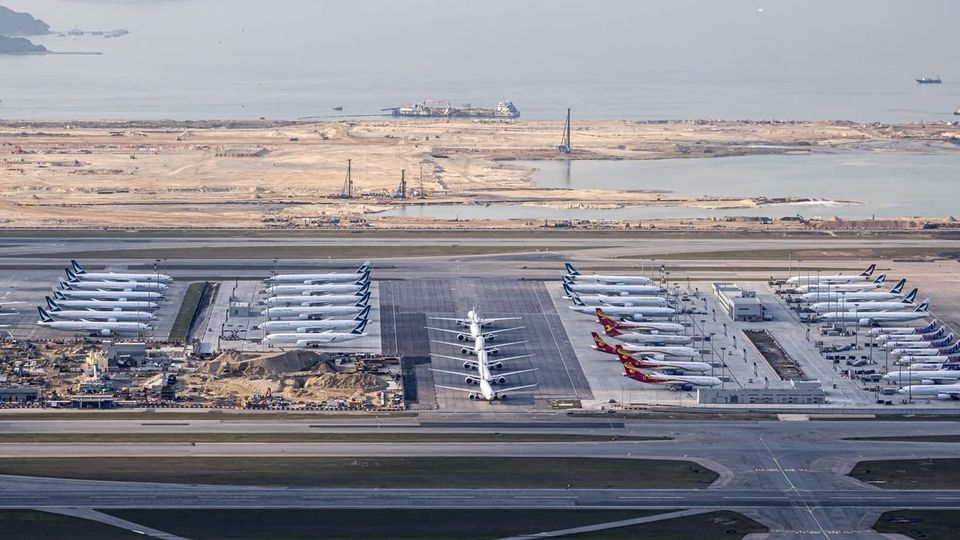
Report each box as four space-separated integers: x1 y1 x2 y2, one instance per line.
621 361 721 389
435 379 537 402
64 272 168 292
69 260 173 283
426 325 524 342
883 369 960 385
785 263 875 285
37 307 150 336
795 274 885 294
430 352 537 386
44 298 155 321
263 281 369 297
884 334 953 351
898 382 960 400
599 322 693 345
592 332 700 359
262 322 367 348
429 310 521 329
891 342 960 358
44 296 157 312
868 322 938 336
816 300 930 326
263 291 370 307
594 308 684 333
571 297 675 319
798 278 906 303
876 326 944 343
431 352 535 371
561 278 663 296
264 262 370 284
563 263 653 285
808 288 919 313
55 285 164 301
261 304 369 320
613 344 711 373
433 335 528 356
255 310 370 334
900 355 960 366
563 285 668 306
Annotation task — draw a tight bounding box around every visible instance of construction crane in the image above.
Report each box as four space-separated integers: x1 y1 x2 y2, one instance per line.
337 159 353 199
558 108 572 154
397 169 407 199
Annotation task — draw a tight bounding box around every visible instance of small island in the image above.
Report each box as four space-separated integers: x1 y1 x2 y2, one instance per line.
0 34 46 54
0 5 49 36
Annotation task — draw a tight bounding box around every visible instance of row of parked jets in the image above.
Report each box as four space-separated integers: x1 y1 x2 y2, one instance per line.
424 309 538 402
561 263 720 392
30 260 173 336
255 263 373 348
786 263 960 400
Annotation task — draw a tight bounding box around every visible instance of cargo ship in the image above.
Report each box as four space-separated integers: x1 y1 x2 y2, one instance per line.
383 100 519 118
916 76 942 84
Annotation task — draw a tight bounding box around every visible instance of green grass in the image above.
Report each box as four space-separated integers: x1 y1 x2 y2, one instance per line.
849 458 960 489
559 510 767 539
0 457 717 489
0 432 666 443
101 509 665 540
0 510 143 540
167 281 210 341
873 510 960 539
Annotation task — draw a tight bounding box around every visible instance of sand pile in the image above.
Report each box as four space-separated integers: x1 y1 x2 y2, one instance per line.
201 350 324 378
282 372 384 402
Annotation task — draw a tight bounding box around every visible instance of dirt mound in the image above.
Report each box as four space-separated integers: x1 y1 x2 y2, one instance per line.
201 350 324 378
305 372 383 391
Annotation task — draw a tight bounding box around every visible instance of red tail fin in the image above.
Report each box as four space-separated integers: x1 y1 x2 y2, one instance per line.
591 332 617 354
598 315 622 336
622 363 653 383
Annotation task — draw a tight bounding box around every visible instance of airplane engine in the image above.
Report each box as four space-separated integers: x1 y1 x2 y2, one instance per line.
938 393 956 400
859 318 873 327
492 362 503 370
457 334 468 341
99 329 113 336
462 362 473 370
460 347 470 355
921 379 936 385
495 376 507 384
465 377 478 385
497 394 507 400
468 393 478 400
298 314 310 320
484 334 495 341
489 348 500 356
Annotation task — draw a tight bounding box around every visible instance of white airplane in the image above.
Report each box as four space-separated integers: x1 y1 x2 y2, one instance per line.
45 296 158 312
43 299 155 321
69 260 173 283
37 307 150 336
263 292 370 307
55 286 163 301
816 300 930 326
592 332 700 359
429 310 521 329
599 325 693 345
64 273 168 292
571 297 675 319
884 334 952 351
891 341 960 358
263 282 369 296
883 369 960 385
430 349 537 387
808 288 918 314
261 324 367 348
431 351 535 371
563 263 653 285
868 322 938 336
899 352 960 365
255 311 369 334
264 262 370 285
621 361 721 389
433 335 527 356
876 327 944 343
797 278 906 303
261 304 369 320
561 278 663 296
435 379 537 402
594 308 684 333
612 342 711 372
898 382 960 400
562 286 668 306
785 263 875 285
427 325 524 342
795 274 885 294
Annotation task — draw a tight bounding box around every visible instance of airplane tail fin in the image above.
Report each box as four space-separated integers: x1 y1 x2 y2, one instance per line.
53 290 66 301
903 288 919 304
890 278 906 295
614 345 636 364
353 319 368 334
37 306 53 323
918 321 937 333
915 299 931 312
597 312 622 336
562 282 576 297
58 279 73 291
873 274 886 285
357 281 371 295
44 296 61 311
571 295 585 307
356 293 371 307
561 274 574 285
65 268 80 282
357 305 372 319
861 263 877 277
357 261 371 274
355 273 370 286
70 260 86 274
564 263 580 276
591 332 617 354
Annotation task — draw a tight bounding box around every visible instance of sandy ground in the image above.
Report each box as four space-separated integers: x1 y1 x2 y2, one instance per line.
1 119 957 229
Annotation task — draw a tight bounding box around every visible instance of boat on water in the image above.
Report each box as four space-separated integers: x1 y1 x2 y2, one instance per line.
954 108 960 116
383 100 520 119
332 106 343 111
916 76 943 84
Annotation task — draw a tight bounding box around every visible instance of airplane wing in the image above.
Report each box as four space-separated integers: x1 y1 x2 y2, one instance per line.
432 340 471 349
483 326 525 335
495 368 539 378
930 377 960 385
481 317 521 322
429 368 477 378
434 385 475 394
428 317 463 322
430 353 473 362
480 354 535 363
484 340 528 349
495 383 538 394
295 337 337 346
425 327 467 335
0 313 18 317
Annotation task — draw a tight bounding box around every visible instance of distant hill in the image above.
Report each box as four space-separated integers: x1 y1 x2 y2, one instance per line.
0 34 47 54
0 5 50 36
